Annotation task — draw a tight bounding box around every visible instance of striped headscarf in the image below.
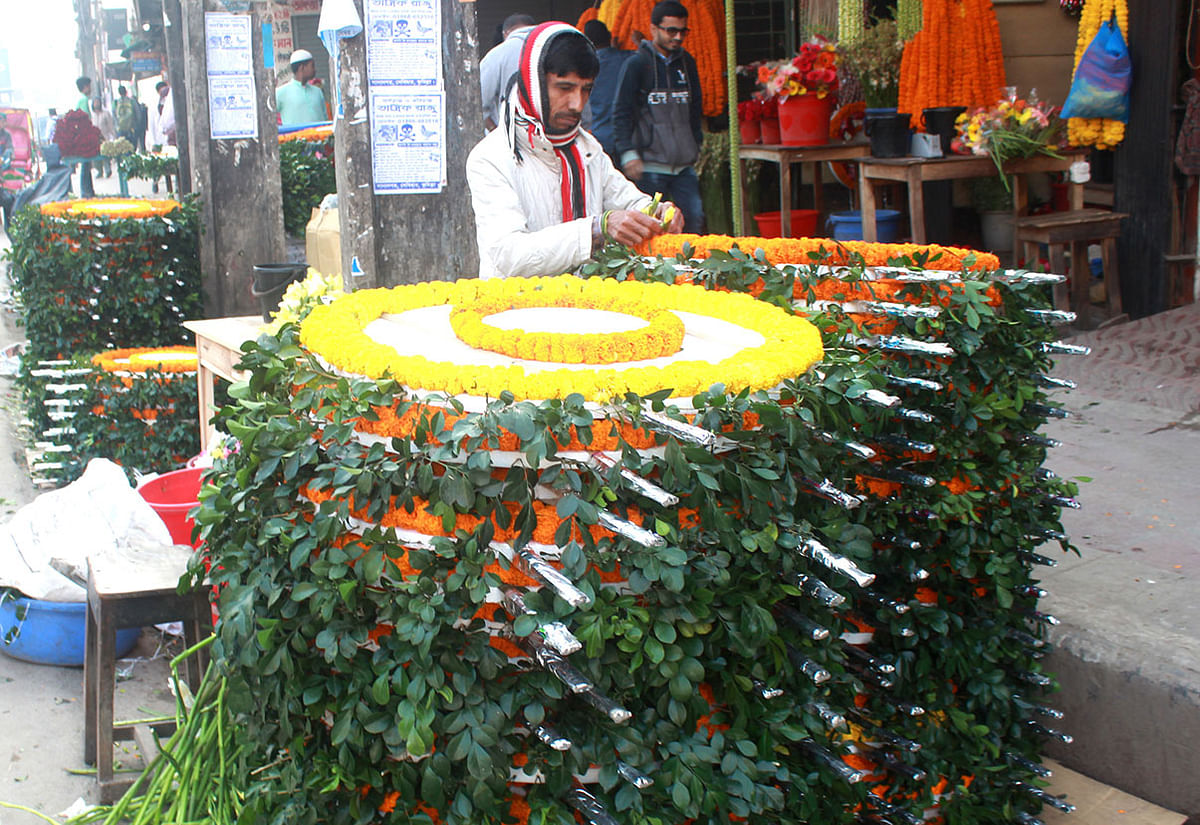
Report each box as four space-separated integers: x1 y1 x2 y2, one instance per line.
503 22 592 223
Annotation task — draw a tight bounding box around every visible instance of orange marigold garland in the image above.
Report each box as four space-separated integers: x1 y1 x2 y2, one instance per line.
577 5 599 31
636 234 1000 272
40 198 180 220
1067 0 1129 148
92 346 199 374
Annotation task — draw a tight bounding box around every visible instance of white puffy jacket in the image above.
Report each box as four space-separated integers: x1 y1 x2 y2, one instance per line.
466 123 651 279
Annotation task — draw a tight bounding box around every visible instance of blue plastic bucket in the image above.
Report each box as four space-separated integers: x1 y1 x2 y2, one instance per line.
0 595 139 667
828 209 903 243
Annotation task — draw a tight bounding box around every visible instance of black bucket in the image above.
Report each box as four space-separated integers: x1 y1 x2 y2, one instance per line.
922 106 967 154
251 263 307 321
869 112 912 159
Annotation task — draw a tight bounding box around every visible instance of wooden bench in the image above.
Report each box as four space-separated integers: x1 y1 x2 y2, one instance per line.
83 545 212 802
1015 209 1127 329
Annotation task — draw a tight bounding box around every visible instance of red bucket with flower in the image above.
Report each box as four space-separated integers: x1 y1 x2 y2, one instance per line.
755 38 839 146
737 98 763 145
760 97 781 144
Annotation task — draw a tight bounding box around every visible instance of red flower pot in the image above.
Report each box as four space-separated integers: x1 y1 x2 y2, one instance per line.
739 120 762 145
760 118 781 145
778 94 835 146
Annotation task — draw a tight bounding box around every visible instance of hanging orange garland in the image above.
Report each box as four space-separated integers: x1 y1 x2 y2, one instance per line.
897 0 1006 126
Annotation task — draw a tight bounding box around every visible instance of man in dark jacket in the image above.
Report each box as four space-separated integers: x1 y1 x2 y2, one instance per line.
611 0 704 233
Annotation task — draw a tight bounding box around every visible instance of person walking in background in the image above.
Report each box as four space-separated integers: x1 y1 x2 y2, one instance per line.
72 77 95 197
580 20 634 165
133 96 149 152
479 13 536 131
92 97 116 178
276 49 328 126
611 0 705 233
149 81 176 150
113 85 137 145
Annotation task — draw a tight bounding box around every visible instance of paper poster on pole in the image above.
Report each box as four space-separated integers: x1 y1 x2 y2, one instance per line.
365 0 442 87
205 12 259 140
369 91 446 194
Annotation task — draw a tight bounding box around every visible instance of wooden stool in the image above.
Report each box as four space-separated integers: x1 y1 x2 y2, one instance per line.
1015 209 1127 328
83 545 212 802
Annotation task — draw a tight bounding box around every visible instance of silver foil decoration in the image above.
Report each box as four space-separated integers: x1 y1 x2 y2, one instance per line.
891 700 925 716
597 509 667 548
1033 373 1077 390
1007 752 1053 778
637 407 720 448
1022 608 1061 627
502 590 582 656
1044 493 1081 509
797 536 876 587
872 434 936 455
1028 526 1068 542
1018 670 1054 688
1016 813 1047 825
579 687 632 724
1018 551 1058 568
512 546 591 608
1026 309 1077 324
753 679 785 700
798 740 864 783
794 573 847 608
909 567 931 582
812 428 878 460
846 709 920 751
1015 584 1050 599
1028 403 1070 419
1026 721 1073 744
993 270 1067 286
886 374 945 392
1015 697 1065 719
590 453 679 507
522 636 593 694
868 466 936 489
1013 781 1076 813
844 644 896 674
1019 433 1062 448
1007 628 1047 649
778 605 831 641
798 477 863 510
565 789 621 825
860 388 901 408
617 761 654 789
533 722 572 751
859 588 911 615
853 335 956 358
804 701 846 731
877 752 926 782
896 407 936 423
788 648 832 684
1040 341 1091 356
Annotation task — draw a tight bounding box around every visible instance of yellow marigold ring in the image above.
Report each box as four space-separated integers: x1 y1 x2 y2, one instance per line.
300 275 825 403
40 198 180 220
449 290 684 364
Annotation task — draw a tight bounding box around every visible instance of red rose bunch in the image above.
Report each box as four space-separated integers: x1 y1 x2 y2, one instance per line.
737 98 764 123
754 37 839 100
52 110 103 158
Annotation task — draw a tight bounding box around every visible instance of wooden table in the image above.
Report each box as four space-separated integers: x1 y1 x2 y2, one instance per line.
739 141 871 236
182 316 263 452
857 152 1087 246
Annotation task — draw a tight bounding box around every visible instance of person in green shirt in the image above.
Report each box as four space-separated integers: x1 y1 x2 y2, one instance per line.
73 76 95 196
75 77 92 113
275 50 328 126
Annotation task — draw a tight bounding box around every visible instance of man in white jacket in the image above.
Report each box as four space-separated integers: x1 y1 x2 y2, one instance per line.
467 22 682 280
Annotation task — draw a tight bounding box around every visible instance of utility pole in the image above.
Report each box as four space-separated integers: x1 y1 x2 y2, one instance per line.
179 2 286 317
74 0 101 83
333 0 483 286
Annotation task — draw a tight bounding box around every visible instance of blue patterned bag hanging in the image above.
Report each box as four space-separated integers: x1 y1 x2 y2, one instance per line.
1060 17 1132 122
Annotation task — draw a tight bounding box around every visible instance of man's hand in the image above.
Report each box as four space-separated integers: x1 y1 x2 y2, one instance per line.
655 201 684 233
622 158 644 181
605 209 666 247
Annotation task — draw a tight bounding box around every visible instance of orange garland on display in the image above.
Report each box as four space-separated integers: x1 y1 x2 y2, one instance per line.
576 5 599 30
636 234 1001 272
40 198 180 219
897 0 1006 126
91 346 198 374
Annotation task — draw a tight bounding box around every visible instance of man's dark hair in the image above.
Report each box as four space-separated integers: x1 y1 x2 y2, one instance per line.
76 76 91 92
542 30 599 79
156 81 169 92
118 85 128 96
651 0 688 25
583 19 611 49
502 13 536 35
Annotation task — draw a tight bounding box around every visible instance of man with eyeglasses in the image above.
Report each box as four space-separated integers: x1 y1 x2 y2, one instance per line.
611 0 705 233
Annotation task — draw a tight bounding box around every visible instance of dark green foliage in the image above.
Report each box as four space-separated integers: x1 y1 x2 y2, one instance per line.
117 152 180 182
279 136 336 237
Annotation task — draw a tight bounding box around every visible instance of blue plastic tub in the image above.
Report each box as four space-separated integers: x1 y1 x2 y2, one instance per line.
0 595 139 667
828 209 904 243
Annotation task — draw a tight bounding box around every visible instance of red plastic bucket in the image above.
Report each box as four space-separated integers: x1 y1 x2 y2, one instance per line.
753 209 820 238
138 467 203 547
777 94 835 146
